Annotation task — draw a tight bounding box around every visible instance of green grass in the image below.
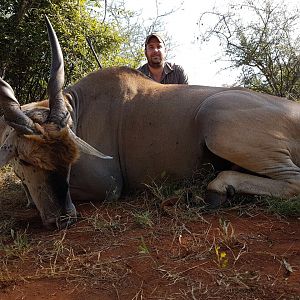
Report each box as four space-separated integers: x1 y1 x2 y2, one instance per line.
143 166 300 218
138 236 150 254
87 211 125 235
0 228 31 259
144 165 216 202
133 211 153 228
260 196 300 217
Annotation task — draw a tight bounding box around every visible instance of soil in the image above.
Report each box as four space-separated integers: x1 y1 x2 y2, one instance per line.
0 168 299 300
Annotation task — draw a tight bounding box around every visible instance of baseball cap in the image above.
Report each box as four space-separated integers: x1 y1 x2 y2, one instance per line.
144 33 165 47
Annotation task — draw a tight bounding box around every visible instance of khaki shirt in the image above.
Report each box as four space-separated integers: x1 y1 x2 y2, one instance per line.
137 62 188 84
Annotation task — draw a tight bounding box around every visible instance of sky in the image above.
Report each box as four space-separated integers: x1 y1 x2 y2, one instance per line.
125 0 299 86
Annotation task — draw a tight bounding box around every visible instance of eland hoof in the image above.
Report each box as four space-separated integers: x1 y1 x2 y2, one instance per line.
204 190 228 210
204 185 236 210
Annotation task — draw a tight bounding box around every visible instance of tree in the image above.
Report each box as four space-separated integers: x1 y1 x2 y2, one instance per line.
0 0 140 103
87 0 145 68
76 0 181 72
197 0 300 100
100 0 183 65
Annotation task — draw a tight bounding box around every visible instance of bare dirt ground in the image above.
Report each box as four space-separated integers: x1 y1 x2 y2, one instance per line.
0 166 299 300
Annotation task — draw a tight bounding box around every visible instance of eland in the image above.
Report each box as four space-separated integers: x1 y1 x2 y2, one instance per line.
1 17 299 228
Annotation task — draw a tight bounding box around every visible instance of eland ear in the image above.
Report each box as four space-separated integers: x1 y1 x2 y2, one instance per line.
0 78 35 135
67 128 113 160
0 131 16 167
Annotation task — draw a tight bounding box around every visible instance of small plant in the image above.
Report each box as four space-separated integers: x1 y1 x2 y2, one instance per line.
143 176 170 201
88 212 123 234
11 229 29 250
0 219 16 236
218 218 236 245
0 228 30 258
47 230 76 276
138 237 150 254
261 196 300 217
143 165 216 205
133 211 153 228
89 213 108 230
214 244 228 268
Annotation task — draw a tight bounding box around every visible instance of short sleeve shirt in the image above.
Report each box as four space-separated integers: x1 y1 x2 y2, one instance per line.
138 62 189 84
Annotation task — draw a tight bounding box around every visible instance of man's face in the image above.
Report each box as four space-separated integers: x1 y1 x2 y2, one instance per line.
145 37 166 68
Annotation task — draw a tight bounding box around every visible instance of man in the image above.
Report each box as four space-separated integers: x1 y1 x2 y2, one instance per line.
138 33 188 84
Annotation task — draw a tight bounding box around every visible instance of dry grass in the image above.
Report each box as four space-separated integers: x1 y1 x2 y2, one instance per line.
0 166 299 299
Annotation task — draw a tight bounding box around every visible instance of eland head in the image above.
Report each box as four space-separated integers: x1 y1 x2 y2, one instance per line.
0 16 111 229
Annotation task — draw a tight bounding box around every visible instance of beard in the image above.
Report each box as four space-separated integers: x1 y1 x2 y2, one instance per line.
147 55 164 68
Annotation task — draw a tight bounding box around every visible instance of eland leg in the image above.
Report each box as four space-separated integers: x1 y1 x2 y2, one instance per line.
205 170 300 208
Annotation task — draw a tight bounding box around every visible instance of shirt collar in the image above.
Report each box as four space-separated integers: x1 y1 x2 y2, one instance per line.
163 62 174 74
143 62 174 82
160 62 173 82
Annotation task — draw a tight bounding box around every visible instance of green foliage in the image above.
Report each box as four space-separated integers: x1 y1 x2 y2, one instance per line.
0 0 143 104
87 212 124 234
144 165 216 202
133 211 153 228
138 236 150 254
261 196 300 217
104 0 145 68
198 0 300 100
0 228 30 258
